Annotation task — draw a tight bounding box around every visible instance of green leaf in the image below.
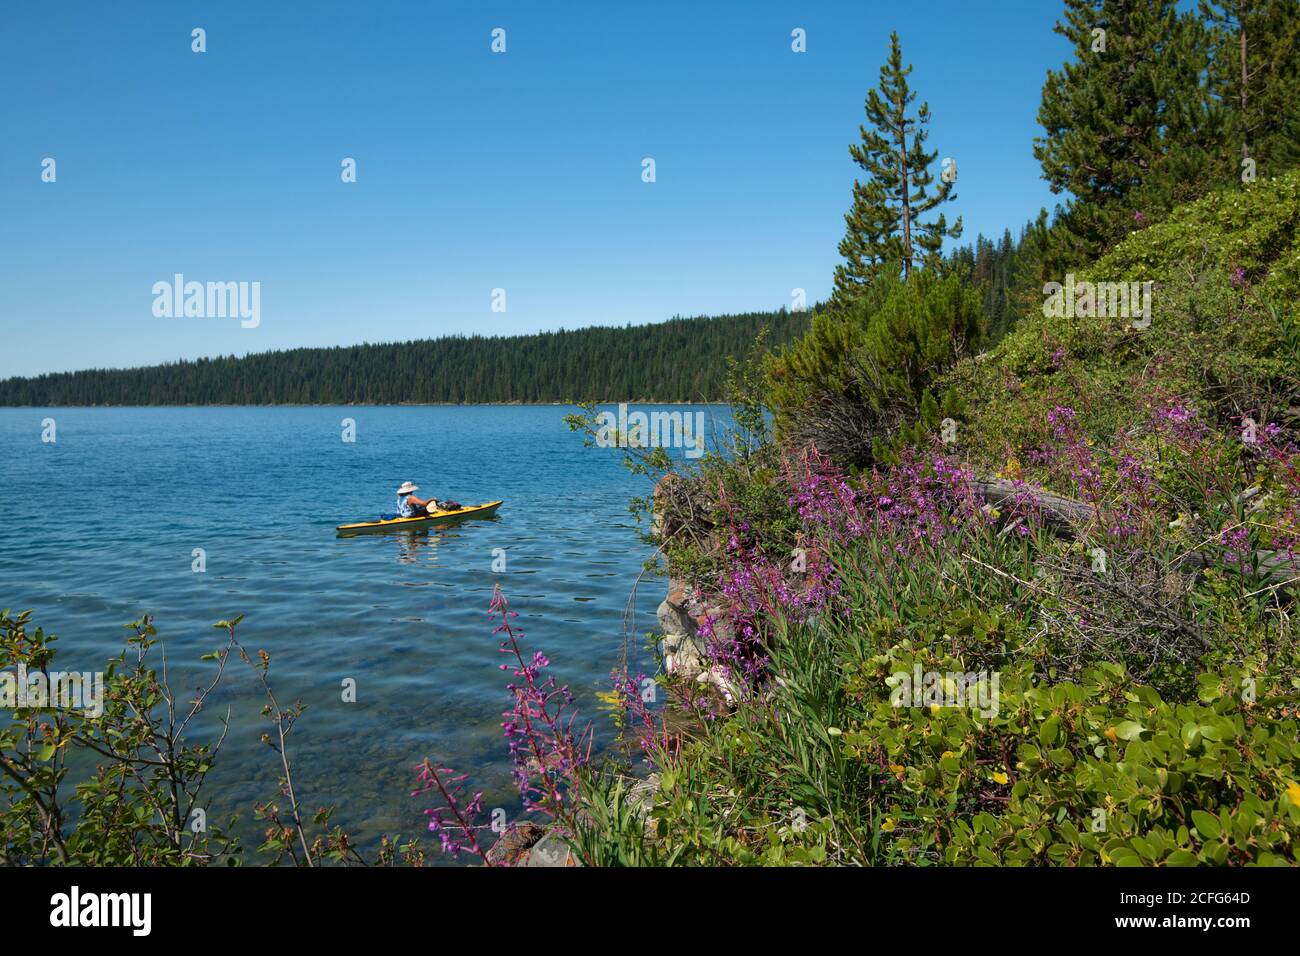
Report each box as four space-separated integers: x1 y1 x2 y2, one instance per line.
1191 810 1222 840
1115 720 1146 741
1039 715 1061 747
1110 847 1142 866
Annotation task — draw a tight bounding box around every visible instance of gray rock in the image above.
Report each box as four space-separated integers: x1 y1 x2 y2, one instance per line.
657 596 707 680
519 831 576 867
657 577 734 683
627 772 661 817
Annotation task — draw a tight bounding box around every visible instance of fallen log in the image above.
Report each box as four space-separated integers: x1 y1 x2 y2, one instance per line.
972 478 1094 529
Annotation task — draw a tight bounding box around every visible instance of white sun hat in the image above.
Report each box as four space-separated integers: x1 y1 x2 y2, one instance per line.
396 481 419 495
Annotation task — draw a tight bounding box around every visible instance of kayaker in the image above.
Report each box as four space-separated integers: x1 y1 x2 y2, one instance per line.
395 481 438 517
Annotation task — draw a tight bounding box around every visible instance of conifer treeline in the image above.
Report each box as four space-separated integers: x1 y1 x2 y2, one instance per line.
0 310 816 406
946 219 1047 344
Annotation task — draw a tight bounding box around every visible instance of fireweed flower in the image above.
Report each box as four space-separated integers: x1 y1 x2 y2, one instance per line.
1037 406 1108 505
607 668 680 757
786 448 865 538
1220 526 1252 565
1152 401 1209 446
415 587 593 864
703 446 1004 698
1047 405 1076 441
491 587 593 818
696 457 854 700
411 761 490 862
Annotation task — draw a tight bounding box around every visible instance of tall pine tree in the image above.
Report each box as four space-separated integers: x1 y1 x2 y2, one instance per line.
1201 0 1300 179
832 32 961 305
1034 0 1216 267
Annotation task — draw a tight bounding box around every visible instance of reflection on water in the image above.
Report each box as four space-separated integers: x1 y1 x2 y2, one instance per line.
387 515 503 566
395 529 440 565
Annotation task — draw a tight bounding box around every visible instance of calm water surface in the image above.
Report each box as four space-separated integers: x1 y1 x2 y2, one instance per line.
0 405 721 857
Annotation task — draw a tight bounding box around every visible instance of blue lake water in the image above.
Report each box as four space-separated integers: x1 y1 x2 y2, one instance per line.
0 405 721 859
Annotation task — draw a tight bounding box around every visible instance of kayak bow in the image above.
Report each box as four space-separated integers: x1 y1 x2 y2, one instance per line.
336 500 503 534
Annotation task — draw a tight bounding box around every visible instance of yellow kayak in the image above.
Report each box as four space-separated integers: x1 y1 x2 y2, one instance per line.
336 500 503 534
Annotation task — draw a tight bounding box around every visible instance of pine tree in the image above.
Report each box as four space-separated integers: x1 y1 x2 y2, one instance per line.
1201 0 1300 179
769 270 983 467
1002 211 1053 333
1034 0 1216 267
832 31 961 305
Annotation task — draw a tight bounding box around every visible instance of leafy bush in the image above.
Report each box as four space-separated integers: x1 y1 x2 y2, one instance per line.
844 654 1300 867
946 171 1300 475
767 271 984 469
0 610 240 865
0 609 422 866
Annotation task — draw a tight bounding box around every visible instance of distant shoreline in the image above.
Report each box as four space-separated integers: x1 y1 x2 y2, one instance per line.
0 310 813 408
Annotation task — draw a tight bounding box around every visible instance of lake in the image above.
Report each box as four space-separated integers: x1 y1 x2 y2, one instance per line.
0 405 721 860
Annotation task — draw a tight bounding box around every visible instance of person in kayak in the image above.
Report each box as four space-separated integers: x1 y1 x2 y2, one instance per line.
396 481 438 517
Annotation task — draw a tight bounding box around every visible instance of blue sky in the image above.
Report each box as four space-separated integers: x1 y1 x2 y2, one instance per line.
0 1 1069 378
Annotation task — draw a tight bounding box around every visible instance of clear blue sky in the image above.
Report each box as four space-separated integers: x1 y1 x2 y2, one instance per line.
0 0 1069 379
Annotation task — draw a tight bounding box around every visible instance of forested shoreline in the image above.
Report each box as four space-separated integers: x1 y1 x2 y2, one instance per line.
0 309 815 406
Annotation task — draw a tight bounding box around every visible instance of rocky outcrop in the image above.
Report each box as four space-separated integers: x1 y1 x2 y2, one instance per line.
656 579 709 679
484 820 548 865
656 578 742 704
484 821 577 867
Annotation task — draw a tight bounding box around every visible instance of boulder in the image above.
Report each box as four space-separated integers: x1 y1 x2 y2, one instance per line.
484 820 546 866
657 577 732 681
518 831 577 867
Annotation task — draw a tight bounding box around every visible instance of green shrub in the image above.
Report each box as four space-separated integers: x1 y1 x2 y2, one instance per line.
842 657 1300 867
767 271 984 469
0 609 422 866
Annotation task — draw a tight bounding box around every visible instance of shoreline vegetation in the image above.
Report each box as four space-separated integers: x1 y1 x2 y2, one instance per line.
6 1 1300 868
